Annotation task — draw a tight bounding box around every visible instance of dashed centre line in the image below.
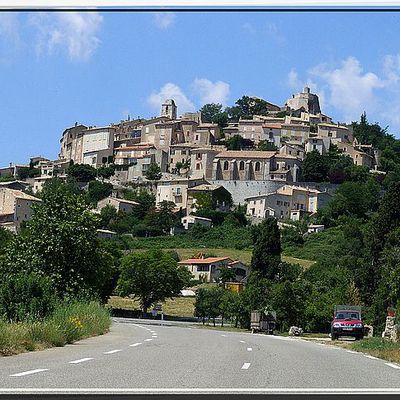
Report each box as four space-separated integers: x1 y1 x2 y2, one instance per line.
130 343 142 347
144 338 153 342
241 363 251 370
385 362 400 369
247 347 253 352
221 334 227 337
69 358 94 364
240 340 245 343
10 369 48 377
104 349 122 354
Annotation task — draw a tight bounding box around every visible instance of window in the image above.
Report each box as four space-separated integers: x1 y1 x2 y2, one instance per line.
223 161 229 170
196 163 201 170
171 149 175 155
195 135 199 141
182 150 186 155
197 265 210 272
102 157 107 164
196 154 202 160
176 187 181 195
145 127 149 133
255 162 261 172
239 161 245 170
328 132 332 137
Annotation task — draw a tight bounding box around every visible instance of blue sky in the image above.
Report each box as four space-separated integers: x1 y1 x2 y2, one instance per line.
1 11 400 164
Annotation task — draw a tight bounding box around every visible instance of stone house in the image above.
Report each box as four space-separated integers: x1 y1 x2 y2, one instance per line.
336 142 375 168
0 188 41 232
190 147 225 179
280 122 310 144
305 136 331 155
156 177 207 211
96 196 139 214
317 123 353 144
186 183 232 214
245 184 331 221
181 215 212 230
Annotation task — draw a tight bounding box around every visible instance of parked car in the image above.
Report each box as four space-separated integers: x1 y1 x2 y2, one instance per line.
331 305 364 340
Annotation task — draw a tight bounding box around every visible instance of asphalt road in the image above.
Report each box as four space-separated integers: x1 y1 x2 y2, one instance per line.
1 317 400 394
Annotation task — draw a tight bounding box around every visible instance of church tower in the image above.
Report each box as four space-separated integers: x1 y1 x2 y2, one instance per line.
161 99 177 120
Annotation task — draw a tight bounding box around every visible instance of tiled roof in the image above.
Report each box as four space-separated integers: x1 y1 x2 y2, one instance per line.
178 257 231 265
216 151 276 159
2 189 41 202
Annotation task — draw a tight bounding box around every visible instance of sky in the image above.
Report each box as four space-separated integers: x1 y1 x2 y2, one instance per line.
1 11 400 164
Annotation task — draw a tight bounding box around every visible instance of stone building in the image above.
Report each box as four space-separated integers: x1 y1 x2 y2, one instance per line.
245 184 331 222
286 87 321 115
161 99 177 120
317 123 353 144
0 188 41 232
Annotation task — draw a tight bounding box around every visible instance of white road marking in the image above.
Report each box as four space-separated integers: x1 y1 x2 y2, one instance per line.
10 369 48 377
346 350 358 354
241 363 251 370
69 358 94 364
385 362 400 369
104 349 122 354
144 338 153 342
221 334 227 337
365 355 379 360
130 343 142 347
240 340 245 343
247 347 253 352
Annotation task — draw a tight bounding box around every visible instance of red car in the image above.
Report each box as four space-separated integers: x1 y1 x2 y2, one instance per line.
331 305 364 341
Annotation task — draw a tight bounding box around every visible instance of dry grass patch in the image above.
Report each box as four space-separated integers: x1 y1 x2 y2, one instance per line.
109 296 195 317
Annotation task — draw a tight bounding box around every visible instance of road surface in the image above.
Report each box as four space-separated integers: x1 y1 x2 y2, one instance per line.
1 317 399 394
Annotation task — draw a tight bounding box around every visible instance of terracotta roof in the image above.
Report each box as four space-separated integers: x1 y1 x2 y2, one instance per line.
178 257 231 265
216 151 276 159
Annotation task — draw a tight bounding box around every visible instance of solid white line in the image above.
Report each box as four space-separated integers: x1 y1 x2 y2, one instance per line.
144 339 153 342
241 363 251 370
365 355 379 360
130 343 142 347
240 340 245 343
247 347 253 352
386 362 400 369
346 350 358 354
3 388 400 394
69 358 94 364
104 349 122 354
10 369 48 377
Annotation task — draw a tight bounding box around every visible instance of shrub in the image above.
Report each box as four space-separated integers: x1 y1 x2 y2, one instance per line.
0 272 58 323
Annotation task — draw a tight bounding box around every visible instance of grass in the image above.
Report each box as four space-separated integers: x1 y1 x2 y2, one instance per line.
348 337 400 364
109 296 196 317
130 247 315 269
0 301 111 356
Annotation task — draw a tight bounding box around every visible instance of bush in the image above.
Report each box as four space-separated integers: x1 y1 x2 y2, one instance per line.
0 272 58 323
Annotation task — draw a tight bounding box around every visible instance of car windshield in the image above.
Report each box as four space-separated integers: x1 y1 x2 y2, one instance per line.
335 311 360 320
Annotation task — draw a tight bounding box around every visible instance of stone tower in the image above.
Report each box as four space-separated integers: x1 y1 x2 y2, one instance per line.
161 99 177 120
286 87 321 115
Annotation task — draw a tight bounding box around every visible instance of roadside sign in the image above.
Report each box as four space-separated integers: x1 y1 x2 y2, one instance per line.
151 309 157 317
154 303 162 311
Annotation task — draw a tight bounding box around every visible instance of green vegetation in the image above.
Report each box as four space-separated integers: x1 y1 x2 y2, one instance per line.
349 337 400 364
145 162 162 181
116 249 192 314
0 301 110 356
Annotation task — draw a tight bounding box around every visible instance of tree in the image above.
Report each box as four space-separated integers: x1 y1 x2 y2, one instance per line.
226 96 270 121
302 150 329 182
117 250 192 314
66 164 97 183
257 140 278 151
87 181 113 204
145 163 162 181
4 178 116 301
225 135 254 150
97 165 115 180
99 205 118 229
123 189 156 219
194 286 225 326
144 201 179 235
218 265 236 283
250 218 281 280
199 103 228 128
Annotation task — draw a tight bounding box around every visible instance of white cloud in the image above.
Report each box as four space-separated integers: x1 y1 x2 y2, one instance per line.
0 14 21 63
192 78 230 106
147 82 195 114
266 22 286 46
309 57 384 121
30 12 103 61
152 13 176 30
